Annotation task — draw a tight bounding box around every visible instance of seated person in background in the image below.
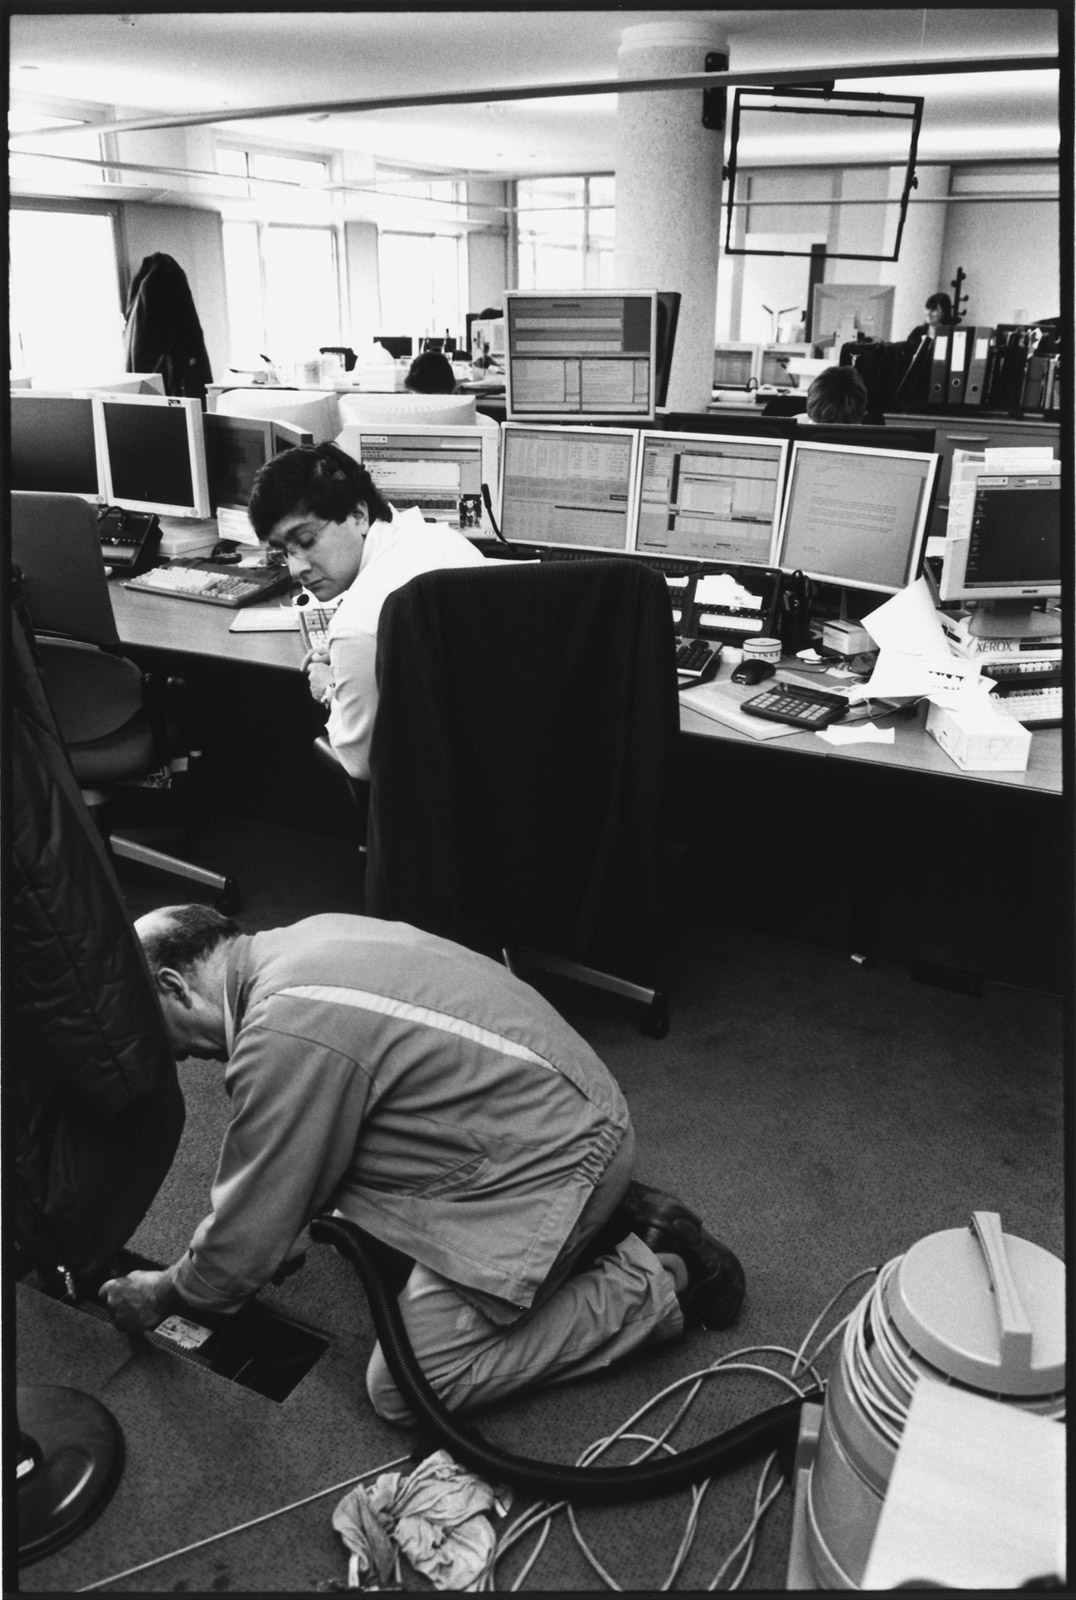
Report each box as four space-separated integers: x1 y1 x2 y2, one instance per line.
803 364 868 424
102 905 746 1421
247 442 485 781
904 291 954 347
404 350 457 394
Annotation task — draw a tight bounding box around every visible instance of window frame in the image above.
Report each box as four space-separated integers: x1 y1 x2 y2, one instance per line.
9 197 126 378
514 174 615 291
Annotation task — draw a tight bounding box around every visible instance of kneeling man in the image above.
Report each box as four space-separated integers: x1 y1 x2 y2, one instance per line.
103 907 744 1420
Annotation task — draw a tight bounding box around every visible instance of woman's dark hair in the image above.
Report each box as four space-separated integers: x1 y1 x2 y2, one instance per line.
925 292 953 323
247 441 391 541
806 365 869 424
139 905 240 978
404 351 457 394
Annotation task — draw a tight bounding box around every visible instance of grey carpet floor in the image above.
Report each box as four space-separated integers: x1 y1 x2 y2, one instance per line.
14 811 1067 1593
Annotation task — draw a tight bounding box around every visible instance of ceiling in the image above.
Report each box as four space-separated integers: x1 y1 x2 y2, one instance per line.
10 9 1061 181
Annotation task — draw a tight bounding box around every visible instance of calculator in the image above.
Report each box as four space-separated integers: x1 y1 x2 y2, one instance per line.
741 682 850 730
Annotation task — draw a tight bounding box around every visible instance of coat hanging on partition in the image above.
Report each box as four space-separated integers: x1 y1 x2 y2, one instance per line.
123 251 213 400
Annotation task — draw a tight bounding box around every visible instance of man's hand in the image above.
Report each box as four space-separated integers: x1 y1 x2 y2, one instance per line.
100 1268 178 1333
301 647 334 706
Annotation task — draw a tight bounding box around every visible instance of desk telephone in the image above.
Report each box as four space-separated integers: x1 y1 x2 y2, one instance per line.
97 507 161 574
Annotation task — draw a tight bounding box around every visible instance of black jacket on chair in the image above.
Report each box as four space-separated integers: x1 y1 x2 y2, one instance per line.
365 559 679 976
123 252 213 399
8 602 184 1283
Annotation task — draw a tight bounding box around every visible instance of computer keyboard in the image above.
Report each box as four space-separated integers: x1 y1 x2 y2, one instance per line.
124 561 291 609
992 684 1064 729
297 604 336 654
675 637 723 683
741 682 850 730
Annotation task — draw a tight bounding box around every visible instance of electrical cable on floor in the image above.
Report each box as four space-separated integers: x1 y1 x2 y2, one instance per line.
73 1452 412 1592
479 1266 881 1591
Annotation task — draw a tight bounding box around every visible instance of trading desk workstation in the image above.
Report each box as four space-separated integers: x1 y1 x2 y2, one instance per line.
13 289 1066 993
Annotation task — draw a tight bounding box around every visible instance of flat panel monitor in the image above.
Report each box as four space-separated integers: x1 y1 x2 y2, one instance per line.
204 412 314 545
938 470 1061 638
662 413 936 456
713 344 759 390
759 343 814 388
632 431 788 568
374 335 414 360
498 424 638 553
504 290 660 423
775 440 939 594
467 313 505 368
338 424 499 534
10 391 104 501
95 393 211 520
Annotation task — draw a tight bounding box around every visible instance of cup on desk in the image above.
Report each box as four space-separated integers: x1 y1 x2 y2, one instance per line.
742 636 782 666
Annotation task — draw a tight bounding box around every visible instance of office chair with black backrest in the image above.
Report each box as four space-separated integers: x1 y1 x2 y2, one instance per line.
11 491 238 912
364 558 679 1035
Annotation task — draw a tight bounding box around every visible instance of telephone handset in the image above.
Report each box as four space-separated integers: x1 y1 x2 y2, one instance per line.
97 507 161 575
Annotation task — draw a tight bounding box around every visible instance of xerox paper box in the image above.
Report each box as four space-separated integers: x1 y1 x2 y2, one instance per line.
926 700 1031 773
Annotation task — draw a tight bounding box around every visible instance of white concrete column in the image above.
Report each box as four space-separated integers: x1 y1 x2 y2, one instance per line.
614 19 728 412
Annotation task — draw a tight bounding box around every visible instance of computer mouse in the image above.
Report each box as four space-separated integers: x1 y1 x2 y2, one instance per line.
731 660 776 686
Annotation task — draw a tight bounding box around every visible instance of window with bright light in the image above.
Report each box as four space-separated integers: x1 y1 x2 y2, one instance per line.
372 170 468 340
9 108 106 190
221 220 341 369
9 204 124 382
516 176 615 291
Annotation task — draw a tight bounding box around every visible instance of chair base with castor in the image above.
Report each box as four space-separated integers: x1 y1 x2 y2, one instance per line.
16 1386 125 1566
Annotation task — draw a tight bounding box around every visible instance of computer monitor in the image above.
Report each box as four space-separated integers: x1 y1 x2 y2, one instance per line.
759 344 814 388
94 393 211 520
937 470 1061 638
662 413 936 456
83 374 167 396
632 431 789 568
374 335 414 360
498 424 638 553
713 344 759 390
10 391 105 502
504 290 662 423
467 313 505 367
335 424 500 534
775 440 939 594
204 412 315 546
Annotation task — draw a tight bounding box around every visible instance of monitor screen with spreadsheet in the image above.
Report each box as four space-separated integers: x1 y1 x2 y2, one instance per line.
775 440 938 594
631 431 788 567
10 391 104 501
504 290 660 422
95 393 212 520
336 425 499 533
498 424 638 553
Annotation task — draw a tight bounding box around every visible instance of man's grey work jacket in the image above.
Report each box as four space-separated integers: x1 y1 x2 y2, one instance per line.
167 914 631 1317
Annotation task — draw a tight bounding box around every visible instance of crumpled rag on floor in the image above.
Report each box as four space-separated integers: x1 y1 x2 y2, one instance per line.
332 1448 510 1590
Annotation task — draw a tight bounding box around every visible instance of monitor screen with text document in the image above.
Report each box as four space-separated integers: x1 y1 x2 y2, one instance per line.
775 441 939 594
632 431 789 567
504 290 659 422
338 425 499 533
498 424 638 553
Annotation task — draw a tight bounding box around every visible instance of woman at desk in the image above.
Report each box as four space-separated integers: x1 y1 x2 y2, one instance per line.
247 442 485 781
904 291 954 346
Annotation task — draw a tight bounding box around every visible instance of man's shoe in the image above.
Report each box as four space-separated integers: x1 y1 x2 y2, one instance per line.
618 1180 746 1331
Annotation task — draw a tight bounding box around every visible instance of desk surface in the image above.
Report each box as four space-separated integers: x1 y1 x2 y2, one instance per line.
109 581 1063 797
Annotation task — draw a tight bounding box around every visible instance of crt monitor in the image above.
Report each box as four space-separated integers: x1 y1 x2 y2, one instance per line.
938 470 1061 638
775 440 939 594
10 391 104 501
335 424 500 534
632 431 789 568
94 393 212 520
498 423 639 553
713 344 759 390
204 412 315 545
374 335 414 360
504 290 661 423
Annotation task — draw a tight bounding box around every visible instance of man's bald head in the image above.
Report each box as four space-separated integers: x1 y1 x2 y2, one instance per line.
136 904 240 980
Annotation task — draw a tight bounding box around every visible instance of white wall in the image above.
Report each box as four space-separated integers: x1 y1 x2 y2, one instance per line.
941 199 1060 326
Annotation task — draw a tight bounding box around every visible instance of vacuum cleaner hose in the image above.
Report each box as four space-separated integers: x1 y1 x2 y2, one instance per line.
310 1214 819 1506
